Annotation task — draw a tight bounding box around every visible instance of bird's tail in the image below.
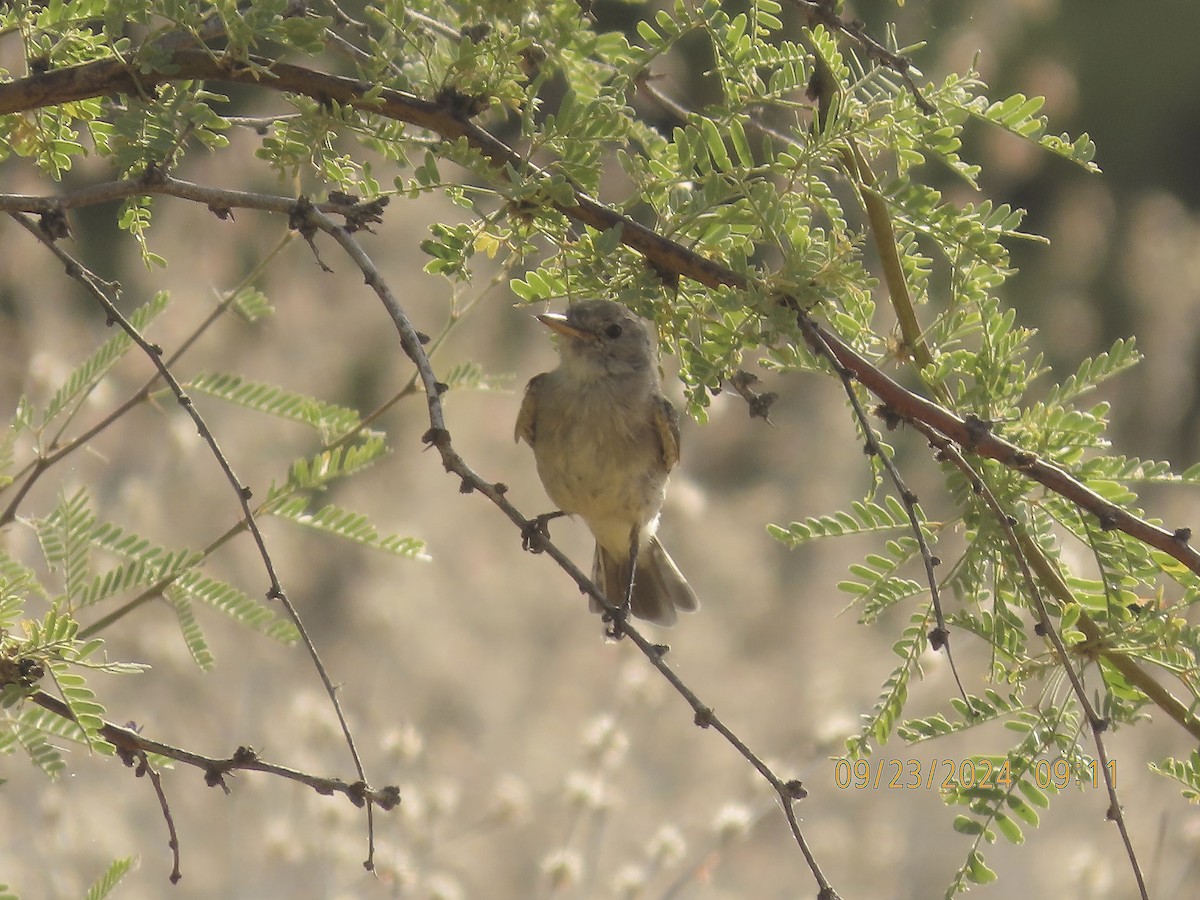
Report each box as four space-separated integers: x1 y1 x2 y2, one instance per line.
592 536 699 627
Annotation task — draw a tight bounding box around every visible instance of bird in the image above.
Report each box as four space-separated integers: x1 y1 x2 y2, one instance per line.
515 298 698 626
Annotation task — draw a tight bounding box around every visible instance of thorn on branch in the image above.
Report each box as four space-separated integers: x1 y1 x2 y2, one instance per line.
783 779 808 800
347 780 369 808
962 413 993 448
207 203 234 220
375 784 402 810
420 427 450 449
1011 450 1037 469
140 162 165 187
416 331 431 345
38 208 71 240
204 763 231 792
873 403 903 431
727 370 777 422
434 85 489 119
328 190 390 232
434 381 449 395
290 196 334 272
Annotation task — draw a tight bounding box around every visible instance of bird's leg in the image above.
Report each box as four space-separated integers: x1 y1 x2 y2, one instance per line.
521 510 566 553
621 524 639 619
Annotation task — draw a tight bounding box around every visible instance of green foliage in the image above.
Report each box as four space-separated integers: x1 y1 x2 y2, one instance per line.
85 857 137 900
1150 750 1200 802
2 0 1196 895
40 293 171 429
0 246 420 795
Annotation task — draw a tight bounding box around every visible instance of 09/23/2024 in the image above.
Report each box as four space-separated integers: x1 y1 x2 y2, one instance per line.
833 756 1116 791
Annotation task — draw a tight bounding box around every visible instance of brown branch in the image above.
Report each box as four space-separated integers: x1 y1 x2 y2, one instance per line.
130 750 183 883
26 689 400 810
909 421 1149 899
6 48 1189 580
305 208 841 899
10 211 382 871
788 0 936 115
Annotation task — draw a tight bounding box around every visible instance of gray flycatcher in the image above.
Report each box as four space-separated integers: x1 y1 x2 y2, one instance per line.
515 298 699 626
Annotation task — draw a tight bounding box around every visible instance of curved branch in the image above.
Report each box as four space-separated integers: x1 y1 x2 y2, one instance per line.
26 689 400 809
3 50 1193 580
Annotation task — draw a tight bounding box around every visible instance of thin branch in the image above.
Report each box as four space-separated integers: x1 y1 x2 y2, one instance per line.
9 212 382 871
788 0 936 114
3 50 1189 582
129 750 183 884
25 688 400 810
804 325 970 705
305 208 841 899
910 420 1149 899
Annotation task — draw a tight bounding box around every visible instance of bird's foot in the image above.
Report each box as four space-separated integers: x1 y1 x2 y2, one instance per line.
601 604 629 641
521 510 566 553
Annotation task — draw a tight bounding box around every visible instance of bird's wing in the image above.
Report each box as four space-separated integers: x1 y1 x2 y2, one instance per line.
653 395 681 471
515 373 547 445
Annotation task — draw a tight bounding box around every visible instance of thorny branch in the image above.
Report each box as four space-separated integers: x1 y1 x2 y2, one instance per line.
907 420 1149 900
305 207 842 899
8 211 386 872
3 50 1193 580
0 21 1193 897
26 689 400 809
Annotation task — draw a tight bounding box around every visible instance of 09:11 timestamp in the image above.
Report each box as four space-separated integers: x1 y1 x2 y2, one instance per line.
833 757 1116 791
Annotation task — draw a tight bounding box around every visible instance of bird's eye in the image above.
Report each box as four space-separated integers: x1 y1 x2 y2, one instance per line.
604 323 623 339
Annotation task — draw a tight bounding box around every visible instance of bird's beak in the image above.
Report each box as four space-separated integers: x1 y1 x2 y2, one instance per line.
537 312 589 342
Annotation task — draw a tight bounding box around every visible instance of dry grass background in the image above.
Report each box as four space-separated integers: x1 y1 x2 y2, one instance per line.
7 11 1200 899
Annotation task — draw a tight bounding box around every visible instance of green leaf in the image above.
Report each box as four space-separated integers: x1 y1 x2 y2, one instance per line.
165 592 214 671
39 292 170 427
185 372 362 440
768 496 916 546
47 664 113 755
964 849 997 884
168 572 299 644
85 857 137 900
35 487 95 605
267 499 429 560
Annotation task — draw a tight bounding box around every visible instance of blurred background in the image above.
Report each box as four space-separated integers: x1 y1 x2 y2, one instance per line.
3 1 1200 897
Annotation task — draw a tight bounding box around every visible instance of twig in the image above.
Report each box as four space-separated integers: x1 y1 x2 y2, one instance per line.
788 0 936 115
129 750 183 883
25 688 400 810
910 420 1149 899
304 208 841 899
4 51 1189 583
9 212 383 872
803 325 970 705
